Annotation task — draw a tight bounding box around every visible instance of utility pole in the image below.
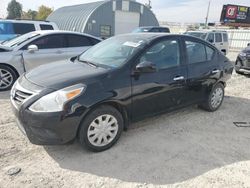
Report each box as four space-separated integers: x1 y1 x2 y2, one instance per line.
205 0 211 28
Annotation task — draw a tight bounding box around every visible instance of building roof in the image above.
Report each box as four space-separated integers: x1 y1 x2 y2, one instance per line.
47 1 105 32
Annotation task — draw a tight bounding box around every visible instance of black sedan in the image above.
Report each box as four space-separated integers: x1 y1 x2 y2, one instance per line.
235 43 250 74
10 34 233 152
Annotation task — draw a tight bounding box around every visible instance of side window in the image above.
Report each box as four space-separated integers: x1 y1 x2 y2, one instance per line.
215 33 222 43
67 34 92 47
185 41 206 63
13 23 35 34
150 28 160 32
206 46 215 61
29 34 66 49
223 33 228 42
140 39 180 70
40 24 54 30
89 38 101 45
207 33 214 43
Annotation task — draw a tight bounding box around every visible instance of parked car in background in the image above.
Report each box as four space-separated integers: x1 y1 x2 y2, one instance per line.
235 43 250 74
185 30 229 55
0 30 101 91
133 26 170 33
10 33 233 152
0 19 58 42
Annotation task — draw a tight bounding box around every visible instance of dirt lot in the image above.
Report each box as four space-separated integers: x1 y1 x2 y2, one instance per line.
0 52 250 188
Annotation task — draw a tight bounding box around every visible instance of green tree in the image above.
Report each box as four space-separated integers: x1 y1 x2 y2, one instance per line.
7 0 23 19
36 5 53 20
22 9 38 20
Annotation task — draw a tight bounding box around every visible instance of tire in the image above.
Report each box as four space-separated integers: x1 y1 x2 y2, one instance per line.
0 65 18 91
199 83 225 112
78 105 124 152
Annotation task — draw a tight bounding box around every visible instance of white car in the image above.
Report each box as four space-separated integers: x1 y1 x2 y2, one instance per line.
0 19 58 42
0 30 101 91
185 30 229 55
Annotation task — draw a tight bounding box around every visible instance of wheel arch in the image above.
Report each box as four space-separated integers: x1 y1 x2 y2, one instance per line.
76 100 130 138
0 63 20 77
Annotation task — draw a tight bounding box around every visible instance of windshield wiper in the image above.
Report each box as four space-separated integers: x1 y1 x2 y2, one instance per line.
78 59 99 68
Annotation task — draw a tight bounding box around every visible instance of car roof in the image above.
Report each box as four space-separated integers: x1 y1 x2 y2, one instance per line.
139 26 169 29
0 19 52 24
29 30 102 40
187 30 227 33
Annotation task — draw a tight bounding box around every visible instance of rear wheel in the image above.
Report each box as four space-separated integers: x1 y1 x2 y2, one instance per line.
199 83 224 112
78 105 124 152
0 65 18 91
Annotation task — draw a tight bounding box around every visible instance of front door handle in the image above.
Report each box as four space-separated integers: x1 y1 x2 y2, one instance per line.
173 76 185 81
212 69 220 74
56 50 63 54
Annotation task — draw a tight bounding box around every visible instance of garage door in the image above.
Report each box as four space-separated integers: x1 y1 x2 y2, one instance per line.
115 11 140 35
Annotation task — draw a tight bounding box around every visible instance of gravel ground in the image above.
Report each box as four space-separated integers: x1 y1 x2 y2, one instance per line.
0 52 250 188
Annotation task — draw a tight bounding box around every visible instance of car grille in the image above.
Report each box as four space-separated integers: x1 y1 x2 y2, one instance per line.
13 90 33 105
11 81 36 108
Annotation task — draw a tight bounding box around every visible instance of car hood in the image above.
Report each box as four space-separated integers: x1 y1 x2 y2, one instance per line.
25 60 109 90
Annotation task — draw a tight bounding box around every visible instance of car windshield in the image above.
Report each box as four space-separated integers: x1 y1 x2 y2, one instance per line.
79 36 147 68
185 32 207 39
3 32 39 48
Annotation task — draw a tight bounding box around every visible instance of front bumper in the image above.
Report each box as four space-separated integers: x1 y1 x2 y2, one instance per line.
235 55 250 74
10 77 87 145
11 105 82 145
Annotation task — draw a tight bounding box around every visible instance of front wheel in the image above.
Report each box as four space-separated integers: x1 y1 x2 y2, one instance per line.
199 83 225 112
0 65 18 91
78 105 124 152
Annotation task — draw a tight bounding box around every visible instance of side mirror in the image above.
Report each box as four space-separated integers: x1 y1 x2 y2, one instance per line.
135 61 157 73
27 45 38 53
247 43 250 47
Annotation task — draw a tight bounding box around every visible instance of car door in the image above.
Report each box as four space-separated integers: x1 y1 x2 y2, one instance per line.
131 37 188 120
66 34 100 58
184 37 221 103
22 34 68 71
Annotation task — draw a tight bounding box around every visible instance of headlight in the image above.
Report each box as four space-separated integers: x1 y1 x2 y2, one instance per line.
29 84 85 112
239 52 247 57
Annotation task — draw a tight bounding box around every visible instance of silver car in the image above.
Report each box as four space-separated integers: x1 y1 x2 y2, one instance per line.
0 30 101 91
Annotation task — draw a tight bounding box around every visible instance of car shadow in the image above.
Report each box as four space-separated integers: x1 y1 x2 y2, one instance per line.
44 96 250 185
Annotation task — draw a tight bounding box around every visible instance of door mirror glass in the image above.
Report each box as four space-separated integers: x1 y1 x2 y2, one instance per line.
27 45 38 53
136 61 157 73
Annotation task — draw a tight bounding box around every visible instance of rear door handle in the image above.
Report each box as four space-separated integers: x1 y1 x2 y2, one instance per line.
56 50 63 54
173 76 185 81
212 69 220 74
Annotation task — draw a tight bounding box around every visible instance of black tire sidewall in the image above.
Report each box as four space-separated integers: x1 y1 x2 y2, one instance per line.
207 83 225 112
78 105 124 152
0 65 17 91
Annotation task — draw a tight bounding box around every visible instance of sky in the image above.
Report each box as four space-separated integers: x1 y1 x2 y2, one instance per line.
0 0 250 23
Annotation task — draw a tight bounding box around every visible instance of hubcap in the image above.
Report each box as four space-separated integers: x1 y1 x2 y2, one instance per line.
0 69 13 89
87 114 119 147
211 88 223 109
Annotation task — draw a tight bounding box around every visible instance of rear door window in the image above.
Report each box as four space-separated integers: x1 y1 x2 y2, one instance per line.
223 33 228 42
67 34 93 47
13 23 35 35
215 33 222 43
40 24 54 30
185 40 215 64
